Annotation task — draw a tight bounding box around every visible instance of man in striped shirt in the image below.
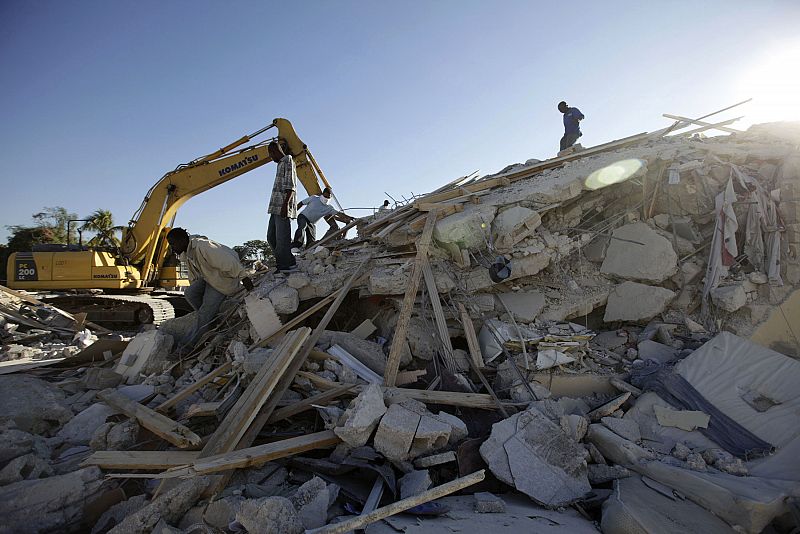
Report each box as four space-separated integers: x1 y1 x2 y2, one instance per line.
266 141 298 274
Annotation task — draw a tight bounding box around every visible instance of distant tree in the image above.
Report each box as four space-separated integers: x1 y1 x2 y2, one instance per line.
234 239 274 266
6 206 79 247
81 209 123 248
0 244 8 283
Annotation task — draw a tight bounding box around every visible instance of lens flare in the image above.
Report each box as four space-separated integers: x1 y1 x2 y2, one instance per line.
584 159 644 190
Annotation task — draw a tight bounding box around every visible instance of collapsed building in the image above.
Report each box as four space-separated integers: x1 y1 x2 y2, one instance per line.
1 113 800 533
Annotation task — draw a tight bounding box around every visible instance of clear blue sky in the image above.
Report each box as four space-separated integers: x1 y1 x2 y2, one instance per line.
2 0 799 246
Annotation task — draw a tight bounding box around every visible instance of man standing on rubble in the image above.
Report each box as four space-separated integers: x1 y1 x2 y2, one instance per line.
558 101 584 151
267 141 298 274
292 187 343 251
166 228 254 345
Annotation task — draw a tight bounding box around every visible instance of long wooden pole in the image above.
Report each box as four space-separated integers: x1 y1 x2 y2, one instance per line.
306 470 486 534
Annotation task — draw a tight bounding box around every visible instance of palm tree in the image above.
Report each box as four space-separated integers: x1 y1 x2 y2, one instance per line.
81 209 124 248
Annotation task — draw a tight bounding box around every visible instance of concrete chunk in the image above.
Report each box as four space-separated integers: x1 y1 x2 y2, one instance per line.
245 293 283 340
479 407 590 507
333 384 387 447
373 402 421 462
433 204 497 249
496 291 546 322
474 492 506 513
603 281 676 323
399 469 432 499
236 496 303 534
600 222 678 283
0 375 72 435
587 464 631 484
653 405 710 431
413 451 457 468
601 417 641 443
492 206 541 250
710 284 747 312
268 285 299 314
409 414 451 458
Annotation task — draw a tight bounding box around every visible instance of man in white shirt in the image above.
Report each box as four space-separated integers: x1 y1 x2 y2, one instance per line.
166 227 253 344
292 187 338 250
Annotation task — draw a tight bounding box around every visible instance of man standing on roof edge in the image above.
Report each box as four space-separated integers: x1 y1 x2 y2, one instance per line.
558 101 584 151
267 141 298 274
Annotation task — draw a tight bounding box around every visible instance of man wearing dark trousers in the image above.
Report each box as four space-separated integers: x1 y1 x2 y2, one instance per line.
292 187 337 251
266 141 298 274
558 101 584 151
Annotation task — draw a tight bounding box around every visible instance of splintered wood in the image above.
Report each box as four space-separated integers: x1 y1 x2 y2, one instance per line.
98 390 201 448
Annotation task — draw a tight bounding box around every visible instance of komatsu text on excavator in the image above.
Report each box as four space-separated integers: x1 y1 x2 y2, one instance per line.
7 118 331 325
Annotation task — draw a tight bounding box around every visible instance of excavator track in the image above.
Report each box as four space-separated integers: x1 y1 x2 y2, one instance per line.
41 294 176 328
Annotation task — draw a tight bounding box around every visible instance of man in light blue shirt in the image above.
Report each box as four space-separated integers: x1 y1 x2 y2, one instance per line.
292 187 337 250
558 101 585 151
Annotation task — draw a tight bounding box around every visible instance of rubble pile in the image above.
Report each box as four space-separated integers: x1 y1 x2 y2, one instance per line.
1 118 800 533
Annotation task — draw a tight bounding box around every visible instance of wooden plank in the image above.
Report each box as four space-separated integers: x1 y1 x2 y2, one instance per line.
677 116 743 137
202 255 374 497
306 470 486 534
157 431 341 478
0 284 111 333
313 218 360 248
384 212 438 386
156 361 232 413
361 204 414 234
186 402 222 418
82 450 200 470
251 290 341 349
98 390 202 448
414 202 464 212
662 113 743 134
201 327 310 456
267 384 355 423
458 303 484 371
395 369 427 386
421 261 457 373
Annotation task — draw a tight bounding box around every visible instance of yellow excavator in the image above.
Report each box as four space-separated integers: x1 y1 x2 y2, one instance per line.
7 118 331 325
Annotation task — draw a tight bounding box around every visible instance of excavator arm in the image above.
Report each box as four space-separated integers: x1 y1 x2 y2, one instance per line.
121 118 329 285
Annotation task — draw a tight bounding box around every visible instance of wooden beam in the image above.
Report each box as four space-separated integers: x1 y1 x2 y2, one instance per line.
157 431 341 478
313 218 360 248
82 450 200 470
200 327 310 456
156 361 232 413
201 255 374 497
0 284 111 333
677 116 743 137
414 202 464 212
458 303 484 371
421 261 457 373
186 402 222 418
266 384 355 423
662 113 743 134
305 470 486 534
98 390 201 448
384 212 437 386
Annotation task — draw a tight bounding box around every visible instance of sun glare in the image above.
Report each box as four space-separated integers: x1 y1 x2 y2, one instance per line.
584 159 644 191
737 41 800 125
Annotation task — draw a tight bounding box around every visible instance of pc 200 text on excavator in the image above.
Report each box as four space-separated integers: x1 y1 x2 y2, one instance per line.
6 118 330 325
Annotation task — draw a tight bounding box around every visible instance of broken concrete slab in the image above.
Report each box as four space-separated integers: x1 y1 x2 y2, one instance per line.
653 405 710 432
492 206 542 250
586 424 654 467
373 402 421 462
333 384 387 447
600 222 678 283
587 464 631 485
637 339 679 364
710 284 747 312
203 496 244 529
536 348 575 370
236 496 304 534
114 330 174 384
409 412 452 459
473 491 506 513
0 452 53 486
601 416 641 443
433 204 497 249
290 476 335 530
560 414 589 442
244 293 283 340
601 476 734 534
268 284 299 315
108 477 209 533
413 451 457 468
350 319 377 340
603 281 676 323
0 375 72 435
479 407 590 507
0 466 105 533
319 330 398 374
435 411 468 445
399 469 432 499
496 291 546 323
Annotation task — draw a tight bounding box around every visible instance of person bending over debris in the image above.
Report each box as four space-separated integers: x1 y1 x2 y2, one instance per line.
292 187 337 251
558 100 584 151
166 228 254 344
379 199 391 212
267 141 298 274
